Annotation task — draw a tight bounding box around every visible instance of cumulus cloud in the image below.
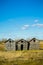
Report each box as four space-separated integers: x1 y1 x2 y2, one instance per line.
21 25 29 30
34 19 39 22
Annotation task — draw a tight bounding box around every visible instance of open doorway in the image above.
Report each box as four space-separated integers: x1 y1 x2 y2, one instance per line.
27 42 30 50
16 44 18 50
21 44 23 50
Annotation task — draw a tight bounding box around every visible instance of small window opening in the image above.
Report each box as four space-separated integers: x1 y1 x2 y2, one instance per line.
21 41 23 43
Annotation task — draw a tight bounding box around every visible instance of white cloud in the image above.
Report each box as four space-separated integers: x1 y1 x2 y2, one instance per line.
34 19 39 22
21 25 29 30
22 23 43 29
37 23 43 27
32 23 43 27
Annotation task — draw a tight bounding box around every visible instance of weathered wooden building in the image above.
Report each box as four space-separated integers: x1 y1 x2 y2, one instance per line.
15 39 30 50
5 38 16 50
5 38 40 51
29 38 40 50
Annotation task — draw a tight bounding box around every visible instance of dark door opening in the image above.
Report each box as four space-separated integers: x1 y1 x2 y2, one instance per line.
16 44 18 50
27 42 30 50
21 44 23 50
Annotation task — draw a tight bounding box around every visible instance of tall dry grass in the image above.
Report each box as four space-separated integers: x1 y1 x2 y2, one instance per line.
0 50 43 65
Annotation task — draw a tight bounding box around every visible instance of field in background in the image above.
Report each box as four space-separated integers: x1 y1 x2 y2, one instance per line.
0 43 5 51
39 40 43 49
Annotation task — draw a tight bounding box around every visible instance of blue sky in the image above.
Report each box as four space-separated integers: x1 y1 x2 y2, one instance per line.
0 0 43 40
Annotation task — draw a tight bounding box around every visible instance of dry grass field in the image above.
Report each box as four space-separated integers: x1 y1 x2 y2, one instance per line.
0 50 43 65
